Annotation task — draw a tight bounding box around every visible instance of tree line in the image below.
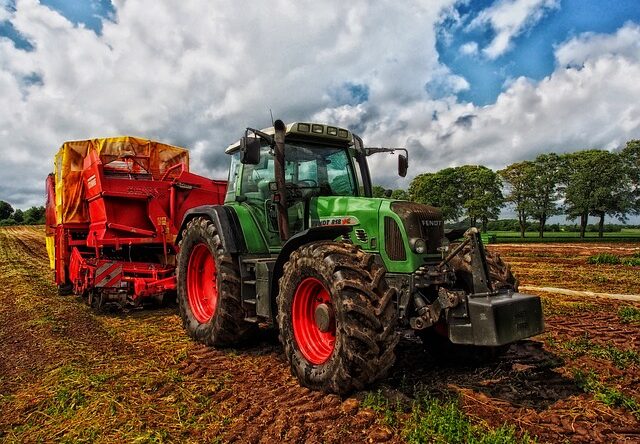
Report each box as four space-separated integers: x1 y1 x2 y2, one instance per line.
381 140 640 238
0 201 46 226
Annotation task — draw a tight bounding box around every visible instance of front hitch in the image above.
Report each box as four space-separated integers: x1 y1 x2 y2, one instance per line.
409 227 545 346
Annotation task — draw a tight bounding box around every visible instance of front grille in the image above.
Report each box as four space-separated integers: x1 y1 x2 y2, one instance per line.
384 217 406 261
390 202 443 254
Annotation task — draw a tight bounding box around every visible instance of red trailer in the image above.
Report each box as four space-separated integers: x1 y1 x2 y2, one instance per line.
46 137 226 308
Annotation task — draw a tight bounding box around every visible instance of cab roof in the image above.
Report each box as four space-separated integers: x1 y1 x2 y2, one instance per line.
225 122 353 154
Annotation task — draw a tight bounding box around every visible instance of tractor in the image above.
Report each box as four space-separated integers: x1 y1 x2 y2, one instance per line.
176 120 544 394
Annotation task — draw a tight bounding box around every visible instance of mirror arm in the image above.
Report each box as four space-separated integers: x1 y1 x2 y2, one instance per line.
365 147 408 162
246 127 275 146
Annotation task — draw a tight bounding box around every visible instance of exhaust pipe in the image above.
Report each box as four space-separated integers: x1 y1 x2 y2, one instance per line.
273 119 289 241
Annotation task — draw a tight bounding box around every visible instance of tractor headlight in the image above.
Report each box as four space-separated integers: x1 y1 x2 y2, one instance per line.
410 238 427 254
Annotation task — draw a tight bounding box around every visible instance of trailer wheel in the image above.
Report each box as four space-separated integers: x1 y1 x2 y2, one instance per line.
277 241 398 394
57 283 73 296
177 217 255 347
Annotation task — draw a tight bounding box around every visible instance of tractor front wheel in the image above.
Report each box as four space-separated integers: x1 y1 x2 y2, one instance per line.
277 241 398 394
177 217 255 347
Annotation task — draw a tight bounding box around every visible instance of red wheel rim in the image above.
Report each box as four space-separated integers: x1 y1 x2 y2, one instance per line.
292 277 336 365
187 243 217 323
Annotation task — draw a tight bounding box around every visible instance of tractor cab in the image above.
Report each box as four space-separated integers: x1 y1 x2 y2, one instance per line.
224 121 405 248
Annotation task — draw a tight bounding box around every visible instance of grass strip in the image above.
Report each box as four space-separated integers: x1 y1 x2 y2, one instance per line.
572 370 640 420
563 335 640 369
618 305 640 325
362 390 533 444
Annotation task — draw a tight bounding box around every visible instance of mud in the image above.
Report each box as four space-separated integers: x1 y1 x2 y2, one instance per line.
1 227 639 443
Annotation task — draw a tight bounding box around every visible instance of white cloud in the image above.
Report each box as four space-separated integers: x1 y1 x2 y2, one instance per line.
459 41 478 55
1 0 640 211
470 0 559 59
555 21 640 67
0 0 457 207
339 22 640 187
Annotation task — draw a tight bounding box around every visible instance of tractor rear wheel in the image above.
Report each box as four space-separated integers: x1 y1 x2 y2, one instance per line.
177 217 255 347
277 241 398 394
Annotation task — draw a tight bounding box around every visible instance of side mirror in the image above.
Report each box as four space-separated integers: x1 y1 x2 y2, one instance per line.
398 154 408 177
240 136 261 165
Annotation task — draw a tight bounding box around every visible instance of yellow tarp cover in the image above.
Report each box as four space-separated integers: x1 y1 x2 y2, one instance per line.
54 136 190 224
46 235 55 270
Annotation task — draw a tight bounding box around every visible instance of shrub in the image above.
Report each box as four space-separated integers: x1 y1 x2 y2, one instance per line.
587 253 621 265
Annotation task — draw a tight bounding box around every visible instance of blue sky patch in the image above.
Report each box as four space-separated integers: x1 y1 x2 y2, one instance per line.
331 82 370 106
40 0 115 34
437 0 640 105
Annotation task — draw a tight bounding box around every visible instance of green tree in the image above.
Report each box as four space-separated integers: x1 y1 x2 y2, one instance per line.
529 153 562 238
458 165 503 231
0 200 13 220
621 139 640 214
563 150 632 238
391 189 409 200
372 185 386 198
498 161 536 238
409 168 466 221
13 209 24 224
23 206 46 225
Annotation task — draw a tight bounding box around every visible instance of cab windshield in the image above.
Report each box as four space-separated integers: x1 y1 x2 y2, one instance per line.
240 144 358 197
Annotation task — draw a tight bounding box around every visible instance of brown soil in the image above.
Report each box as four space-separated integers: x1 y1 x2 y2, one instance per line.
1 227 639 443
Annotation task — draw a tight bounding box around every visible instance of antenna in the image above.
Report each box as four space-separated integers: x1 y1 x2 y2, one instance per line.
269 108 274 126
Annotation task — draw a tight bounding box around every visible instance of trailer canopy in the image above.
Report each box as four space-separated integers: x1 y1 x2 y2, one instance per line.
53 137 190 224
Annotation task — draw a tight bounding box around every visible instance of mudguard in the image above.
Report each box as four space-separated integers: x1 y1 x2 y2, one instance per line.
177 205 246 254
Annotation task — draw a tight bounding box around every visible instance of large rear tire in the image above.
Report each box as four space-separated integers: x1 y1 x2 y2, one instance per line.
177 217 255 347
277 241 398 394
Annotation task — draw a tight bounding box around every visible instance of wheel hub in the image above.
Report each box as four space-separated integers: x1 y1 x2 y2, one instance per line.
292 277 336 365
314 303 335 333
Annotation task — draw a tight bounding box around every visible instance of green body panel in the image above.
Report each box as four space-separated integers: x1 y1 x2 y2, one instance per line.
225 202 272 253
226 195 437 274
310 196 434 273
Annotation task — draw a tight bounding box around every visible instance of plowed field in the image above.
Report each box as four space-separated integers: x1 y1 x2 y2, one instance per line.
1 227 639 443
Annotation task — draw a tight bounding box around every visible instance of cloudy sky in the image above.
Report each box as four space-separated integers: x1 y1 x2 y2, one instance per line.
1 0 640 212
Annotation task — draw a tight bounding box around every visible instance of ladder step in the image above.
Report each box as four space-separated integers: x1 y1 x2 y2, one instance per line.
243 280 256 285
245 316 258 323
244 298 256 305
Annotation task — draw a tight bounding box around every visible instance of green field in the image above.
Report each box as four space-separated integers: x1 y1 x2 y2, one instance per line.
486 229 640 243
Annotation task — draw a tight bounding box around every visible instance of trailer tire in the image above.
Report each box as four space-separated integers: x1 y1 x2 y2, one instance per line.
57 283 73 296
177 217 255 347
277 241 398 395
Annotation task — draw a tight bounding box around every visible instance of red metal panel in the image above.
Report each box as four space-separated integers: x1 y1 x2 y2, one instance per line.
49 138 227 302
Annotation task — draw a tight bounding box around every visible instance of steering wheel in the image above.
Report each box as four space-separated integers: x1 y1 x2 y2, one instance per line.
284 182 303 200
296 179 318 188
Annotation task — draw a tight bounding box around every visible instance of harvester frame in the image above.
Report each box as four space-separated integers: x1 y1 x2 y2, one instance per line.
46 137 226 307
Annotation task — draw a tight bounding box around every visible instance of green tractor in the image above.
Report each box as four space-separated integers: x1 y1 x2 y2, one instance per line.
176 120 544 394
